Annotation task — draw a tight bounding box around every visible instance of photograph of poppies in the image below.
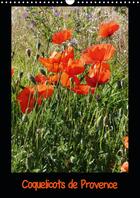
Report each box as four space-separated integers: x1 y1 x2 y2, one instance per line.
11 6 128 173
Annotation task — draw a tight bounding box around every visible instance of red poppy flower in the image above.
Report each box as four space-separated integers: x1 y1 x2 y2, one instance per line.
17 87 35 113
35 73 60 85
123 136 129 149
65 58 85 76
34 74 48 84
85 76 97 87
37 84 54 105
17 85 54 113
86 62 111 86
11 68 14 77
99 21 119 38
52 29 72 44
81 44 115 64
121 161 128 173
71 84 95 95
61 46 74 64
47 74 60 85
38 51 63 73
60 72 80 88
39 47 74 73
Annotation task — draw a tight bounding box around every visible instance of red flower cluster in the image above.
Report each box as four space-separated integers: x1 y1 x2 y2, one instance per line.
15 22 119 113
38 43 115 95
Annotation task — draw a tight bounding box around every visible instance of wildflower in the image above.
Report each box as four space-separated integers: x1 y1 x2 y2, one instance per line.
61 46 74 64
52 29 72 44
22 10 29 19
11 68 14 77
38 46 74 73
71 84 95 95
60 72 80 88
17 84 54 113
53 10 61 17
85 13 93 20
34 74 48 84
98 21 119 38
38 51 63 73
29 20 36 29
95 94 101 101
50 6 60 17
47 74 60 85
69 38 78 46
123 136 129 149
81 44 115 64
121 161 128 173
85 62 111 86
37 84 54 105
64 58 85 76
35 73 60 85
17 87 35 113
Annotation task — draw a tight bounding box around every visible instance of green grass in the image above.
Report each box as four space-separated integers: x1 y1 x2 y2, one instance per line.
11 6 128 173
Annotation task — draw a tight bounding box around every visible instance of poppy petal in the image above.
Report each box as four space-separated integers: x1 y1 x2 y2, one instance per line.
37 84 54 99
60 72 80 88
47 74 60 85
34 74 47 84
81 44 115 64
17 87 35 113
71 84 95 95
65 59 85 75
38 57 62 73
87 62 111 85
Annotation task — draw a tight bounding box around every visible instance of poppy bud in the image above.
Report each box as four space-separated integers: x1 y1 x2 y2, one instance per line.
41 52 45 57
40 68 47 76
11 51 15 59
19 85 25 89
18 71 24 79
117 80 123 89
96 94 101 101
26 48 31 57
36 54 40 61
36 41 41 51
28 74 37 85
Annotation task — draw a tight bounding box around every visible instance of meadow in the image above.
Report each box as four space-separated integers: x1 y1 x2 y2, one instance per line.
11 6 128 173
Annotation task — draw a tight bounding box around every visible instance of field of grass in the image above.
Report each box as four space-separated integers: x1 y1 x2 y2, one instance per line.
11 6 128 173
